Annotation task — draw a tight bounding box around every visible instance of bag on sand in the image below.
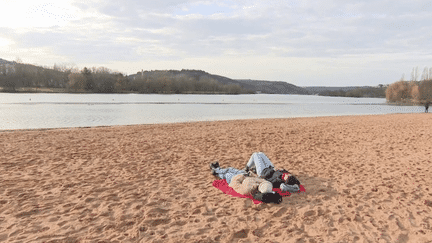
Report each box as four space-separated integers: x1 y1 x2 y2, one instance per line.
287 174 300 186
253 192 283 204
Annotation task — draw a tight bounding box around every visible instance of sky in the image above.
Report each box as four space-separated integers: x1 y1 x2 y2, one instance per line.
1 0 432 87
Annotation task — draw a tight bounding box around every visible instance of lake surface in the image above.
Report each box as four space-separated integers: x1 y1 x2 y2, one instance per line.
0 93 424 131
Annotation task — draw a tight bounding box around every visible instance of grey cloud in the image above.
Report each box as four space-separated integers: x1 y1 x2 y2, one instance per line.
104 12 275 58
262 0 432 57
14 27 141 64
177 16 272 38
0 27 15 38
112 13 177 30
96 0 191 17
57 37 140 63
17 30 67 48
36 0 432 60
6 0 432 84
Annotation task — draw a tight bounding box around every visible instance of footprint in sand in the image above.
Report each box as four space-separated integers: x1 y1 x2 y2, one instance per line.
142 218 171 227
231 229 249 239
272 207 288 218
146 207 169 218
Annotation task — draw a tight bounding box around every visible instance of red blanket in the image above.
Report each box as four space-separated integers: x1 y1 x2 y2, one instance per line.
212 179 306 204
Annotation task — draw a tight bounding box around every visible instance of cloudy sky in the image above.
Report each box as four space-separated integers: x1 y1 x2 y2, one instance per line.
1 0 432 86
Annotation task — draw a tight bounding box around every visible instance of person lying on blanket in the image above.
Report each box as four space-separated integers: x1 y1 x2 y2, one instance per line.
244 152 301 192
210 161 283 204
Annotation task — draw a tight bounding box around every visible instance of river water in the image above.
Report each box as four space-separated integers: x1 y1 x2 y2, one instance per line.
0 93 424 130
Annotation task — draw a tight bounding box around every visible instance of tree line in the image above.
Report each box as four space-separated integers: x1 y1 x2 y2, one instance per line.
386 66 432 104
0 62 127 93
318 85 387 98
0 61 251 94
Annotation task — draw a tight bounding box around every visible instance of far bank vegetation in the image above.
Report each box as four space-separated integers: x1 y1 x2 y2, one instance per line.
318 85 387 98
386 66 432 105
128 70 251 94
0 60 251 94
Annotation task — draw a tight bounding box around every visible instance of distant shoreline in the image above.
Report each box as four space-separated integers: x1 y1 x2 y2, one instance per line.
0 87 252 95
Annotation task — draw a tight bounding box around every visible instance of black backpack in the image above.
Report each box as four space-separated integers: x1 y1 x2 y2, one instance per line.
253 192 282 204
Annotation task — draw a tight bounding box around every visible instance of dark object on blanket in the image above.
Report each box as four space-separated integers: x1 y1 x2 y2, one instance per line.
260 167 275 179
253 192 283 204
287 174 300 186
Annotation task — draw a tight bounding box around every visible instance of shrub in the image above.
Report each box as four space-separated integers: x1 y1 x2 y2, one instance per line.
418 80 432 102
386 81 409 102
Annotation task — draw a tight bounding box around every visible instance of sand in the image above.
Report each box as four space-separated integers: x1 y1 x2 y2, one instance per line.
1 113 431 243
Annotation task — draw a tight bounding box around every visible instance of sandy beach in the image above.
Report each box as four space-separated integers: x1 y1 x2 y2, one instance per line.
1 113 431 243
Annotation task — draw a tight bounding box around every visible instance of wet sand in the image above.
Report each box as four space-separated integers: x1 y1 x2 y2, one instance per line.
1 113 431 242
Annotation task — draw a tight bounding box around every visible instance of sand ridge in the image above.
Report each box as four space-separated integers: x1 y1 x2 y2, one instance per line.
0 113 432 242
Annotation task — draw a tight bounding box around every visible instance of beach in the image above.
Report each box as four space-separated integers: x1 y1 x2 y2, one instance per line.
1 113 431 243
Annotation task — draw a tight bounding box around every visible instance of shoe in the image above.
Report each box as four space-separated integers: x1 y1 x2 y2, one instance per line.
210 161 220 170
211 169 217 176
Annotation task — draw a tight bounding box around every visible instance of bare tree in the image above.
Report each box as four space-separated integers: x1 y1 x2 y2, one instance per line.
386 81 409 102
418 80 432 102
81 67 95 91
411 67 419 81
421 67 429 81
0 65 6 76
67 73 86 91
429 67 432 80
408 81 419 102
410 83 420 101
114 73 129 92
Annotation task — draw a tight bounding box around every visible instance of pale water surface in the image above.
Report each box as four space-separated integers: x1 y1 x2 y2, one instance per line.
0 93 424 130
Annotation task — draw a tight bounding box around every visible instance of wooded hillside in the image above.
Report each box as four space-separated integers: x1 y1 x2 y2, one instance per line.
0 59 308 94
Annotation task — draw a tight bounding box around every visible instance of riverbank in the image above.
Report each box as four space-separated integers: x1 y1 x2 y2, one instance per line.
0 87 134 93
1 114 431 242
0 87 68 93
0 86 248 94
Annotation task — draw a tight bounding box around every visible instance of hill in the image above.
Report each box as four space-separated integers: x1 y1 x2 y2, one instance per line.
4 57 381 96
129 70 310 95
0 58 15 65
236 79 310 94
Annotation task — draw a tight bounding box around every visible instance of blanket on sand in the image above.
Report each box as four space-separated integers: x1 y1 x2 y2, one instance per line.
212 179 306 204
